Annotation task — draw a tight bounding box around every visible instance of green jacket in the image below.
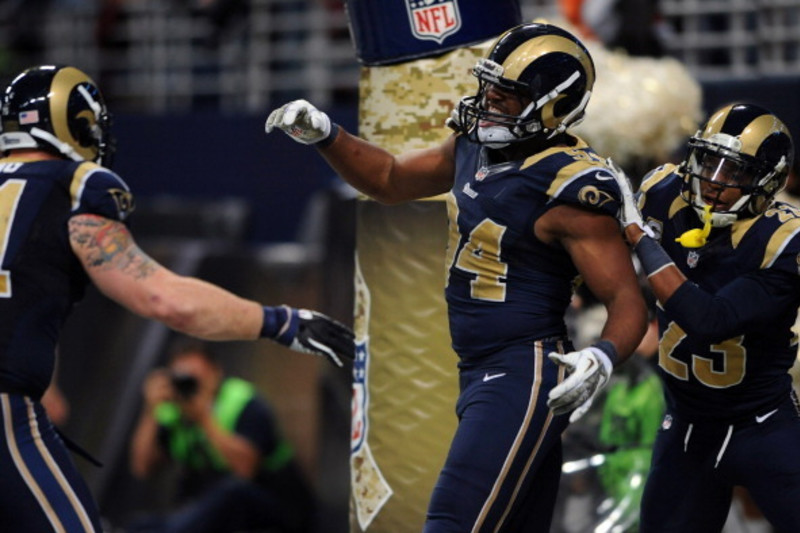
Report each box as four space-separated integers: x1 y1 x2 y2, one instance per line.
597 368 665 530
155 377 293 473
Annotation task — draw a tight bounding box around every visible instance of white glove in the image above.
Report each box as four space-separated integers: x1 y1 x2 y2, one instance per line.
606 157 654 238
265 99 332 145
547 346 613 423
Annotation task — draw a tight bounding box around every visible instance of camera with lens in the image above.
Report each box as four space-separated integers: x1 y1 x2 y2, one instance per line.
170 372 199 398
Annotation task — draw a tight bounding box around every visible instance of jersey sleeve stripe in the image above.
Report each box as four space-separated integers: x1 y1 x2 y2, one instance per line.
547 163 601 198
667 194 691 220
69 162 129 212
640 165 674 192
69 163 100 211
520 145 564 170
762 219 800 269
730 217 760 249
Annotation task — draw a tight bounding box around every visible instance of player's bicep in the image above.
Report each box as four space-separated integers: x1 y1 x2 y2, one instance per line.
564 212 639 304
68 214 169 311
536 205 637 297
539 204 647 357
68 214 154 275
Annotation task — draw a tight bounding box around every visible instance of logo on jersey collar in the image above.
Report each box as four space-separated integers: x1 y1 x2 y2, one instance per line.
687 250 700 269
475 162 516 181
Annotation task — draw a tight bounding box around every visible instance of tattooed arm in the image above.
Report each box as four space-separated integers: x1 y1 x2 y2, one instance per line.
68 214 264 341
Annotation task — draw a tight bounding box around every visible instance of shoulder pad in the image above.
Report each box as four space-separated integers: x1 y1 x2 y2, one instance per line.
730 202 800 271
757 203 800 270
637 164 689 221
640 164 679 193
536 146 619 215
70 162 135 222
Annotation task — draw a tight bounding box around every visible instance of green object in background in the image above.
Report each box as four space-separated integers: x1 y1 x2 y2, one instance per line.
598 369 665 530
155 377 292 472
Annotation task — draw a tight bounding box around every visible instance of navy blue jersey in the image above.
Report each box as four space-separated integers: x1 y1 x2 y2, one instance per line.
445 135 622 359
0 157 134 398
639 166 800 422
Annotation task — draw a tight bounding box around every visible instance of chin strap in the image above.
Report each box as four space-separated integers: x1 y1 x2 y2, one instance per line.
0 129 85 162
0 131 38 152
476 126 513 148
29 128 84 162
547 88 591 139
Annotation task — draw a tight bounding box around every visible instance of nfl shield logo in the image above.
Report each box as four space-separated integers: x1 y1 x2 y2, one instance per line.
687 250 700 269
351 340 369 453
405 0 462 44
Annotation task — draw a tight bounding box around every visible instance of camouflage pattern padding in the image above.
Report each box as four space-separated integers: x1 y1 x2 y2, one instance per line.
350 41 492 532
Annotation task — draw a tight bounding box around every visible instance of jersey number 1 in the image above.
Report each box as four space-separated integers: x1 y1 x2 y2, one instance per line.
0 180 27 297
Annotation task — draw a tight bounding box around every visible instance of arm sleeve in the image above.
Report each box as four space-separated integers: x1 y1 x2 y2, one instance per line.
663 267 800 342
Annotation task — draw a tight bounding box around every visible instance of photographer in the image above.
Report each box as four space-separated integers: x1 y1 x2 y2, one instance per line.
128 342 313 533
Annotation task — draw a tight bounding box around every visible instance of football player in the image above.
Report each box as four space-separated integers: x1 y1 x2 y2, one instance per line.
613 102 800 532
0 65 354 532
266 23 648 533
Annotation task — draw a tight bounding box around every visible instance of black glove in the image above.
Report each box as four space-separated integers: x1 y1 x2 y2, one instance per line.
264 306 355 367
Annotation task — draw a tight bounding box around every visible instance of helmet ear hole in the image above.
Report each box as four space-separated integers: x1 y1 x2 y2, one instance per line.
72 116 95 147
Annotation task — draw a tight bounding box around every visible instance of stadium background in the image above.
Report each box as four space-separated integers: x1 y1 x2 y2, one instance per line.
1 1 799 531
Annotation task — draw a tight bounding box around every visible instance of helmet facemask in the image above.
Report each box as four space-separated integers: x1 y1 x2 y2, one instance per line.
681 134 787 227
85 96 115 168
457 58 589 149
450 23 595 150
457 59 540 149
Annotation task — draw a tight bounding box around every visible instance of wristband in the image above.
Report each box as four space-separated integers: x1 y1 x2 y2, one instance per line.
316 123 340 149
591 339 618 368
634 235 675 278
261 305 297 345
